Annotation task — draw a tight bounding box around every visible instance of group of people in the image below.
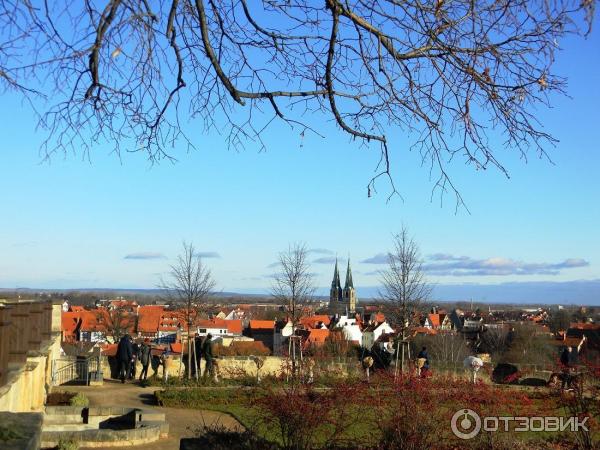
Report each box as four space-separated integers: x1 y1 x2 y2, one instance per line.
115 333 216 383
115 334 153 383
192 333 215 380
558 336 586 390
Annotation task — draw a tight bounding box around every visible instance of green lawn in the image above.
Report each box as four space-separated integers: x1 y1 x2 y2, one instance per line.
155 385 598 449
155 386 378 447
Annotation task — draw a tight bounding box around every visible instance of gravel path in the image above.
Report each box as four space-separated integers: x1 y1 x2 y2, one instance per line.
58 379 242 449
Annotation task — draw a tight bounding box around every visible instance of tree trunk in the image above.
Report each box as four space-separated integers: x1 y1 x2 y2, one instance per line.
192 339 199 380
187 335 192 380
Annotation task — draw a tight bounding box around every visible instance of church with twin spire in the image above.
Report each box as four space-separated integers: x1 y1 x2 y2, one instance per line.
328 259 357 314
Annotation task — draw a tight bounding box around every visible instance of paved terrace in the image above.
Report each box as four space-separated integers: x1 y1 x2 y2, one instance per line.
59 381 242 450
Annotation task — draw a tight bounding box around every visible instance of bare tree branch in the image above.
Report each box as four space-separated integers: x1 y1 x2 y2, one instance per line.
379 226 431 338
271 242 315 328
0 0 595 205
159 241 216 379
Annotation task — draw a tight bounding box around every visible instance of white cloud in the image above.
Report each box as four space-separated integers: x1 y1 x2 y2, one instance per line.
194 251 221 258
124 252 166 260
423 254 589 276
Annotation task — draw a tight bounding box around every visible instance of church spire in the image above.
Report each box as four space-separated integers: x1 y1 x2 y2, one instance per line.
331 258 341 290
329 258 342 304
344 258 354 289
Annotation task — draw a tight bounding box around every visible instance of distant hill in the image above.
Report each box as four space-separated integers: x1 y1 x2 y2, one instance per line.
0 287 260 298
2 278 599 306
356 280 600 306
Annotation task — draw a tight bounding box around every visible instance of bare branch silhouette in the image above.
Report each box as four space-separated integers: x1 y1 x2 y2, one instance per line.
0 0 596 205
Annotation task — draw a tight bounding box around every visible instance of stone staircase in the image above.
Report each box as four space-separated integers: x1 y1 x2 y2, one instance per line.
41 405 169 448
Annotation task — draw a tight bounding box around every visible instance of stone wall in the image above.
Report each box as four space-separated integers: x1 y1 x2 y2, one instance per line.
0 411 43 450
102 355 286 379
102 355 361 380
0 300 63 412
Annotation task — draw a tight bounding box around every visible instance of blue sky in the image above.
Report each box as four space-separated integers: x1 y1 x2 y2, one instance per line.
0 19 599 304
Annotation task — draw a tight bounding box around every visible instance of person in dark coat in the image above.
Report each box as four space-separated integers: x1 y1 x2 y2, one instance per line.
116 334 133 383
193 334 203 378
138 339 151 381
417 346 430 377
150 352 161 379
560 335 586 389
560 346 577 389
560 346 572 368
202 334 214 380
130 341 140 379
417 346 430 369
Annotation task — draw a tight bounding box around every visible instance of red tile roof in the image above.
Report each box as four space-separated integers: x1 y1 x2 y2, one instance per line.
170 342 183 354
306 328 330 345
159 313 183 332
300 315 331 329
61 312 82 339
373 313 385 323
109 300 138 308
225 319 243 335
142 305 167 311
79 310 108 333
428 313 441 328
137 306 164 333
195 318 228 329
413 327 437 336
77 309 137 334
249 320 275 330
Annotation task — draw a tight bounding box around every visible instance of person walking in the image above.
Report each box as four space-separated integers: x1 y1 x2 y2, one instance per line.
138 339 151 381
463 355 484 384
193 334 203 378
116 334 133 384
559 337 586 390
161 349 172 383
129 340 139 379
202 334 214 381
150 352 161 379
417 346 430 377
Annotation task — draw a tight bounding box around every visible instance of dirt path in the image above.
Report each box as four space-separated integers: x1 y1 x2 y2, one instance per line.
57 380 242 450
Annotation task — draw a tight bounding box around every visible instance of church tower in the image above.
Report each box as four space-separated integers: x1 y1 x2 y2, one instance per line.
343 259 357 314
329 258 343 310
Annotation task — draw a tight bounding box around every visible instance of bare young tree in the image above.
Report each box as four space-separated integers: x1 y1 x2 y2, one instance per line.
160 241 216 379
478 327 512 361
502 322 555 366
271 242 315 374
413 332 470 371
379 227 431 373
272 242 315 327
0 1 596 204
98 303 136 343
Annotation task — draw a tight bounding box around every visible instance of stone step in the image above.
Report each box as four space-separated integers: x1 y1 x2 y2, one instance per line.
43 414 83 425
42 423 96 432
140 420 170 437
136 411 166 422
